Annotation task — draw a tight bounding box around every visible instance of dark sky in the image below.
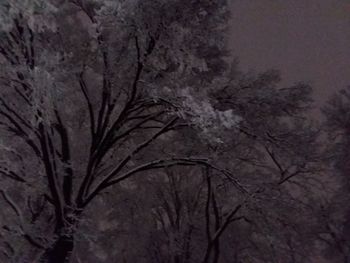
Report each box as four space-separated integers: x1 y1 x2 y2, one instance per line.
229 0 350 111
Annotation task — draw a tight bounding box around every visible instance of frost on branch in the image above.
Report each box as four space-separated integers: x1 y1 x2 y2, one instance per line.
0 0 58 32
151 86 241 144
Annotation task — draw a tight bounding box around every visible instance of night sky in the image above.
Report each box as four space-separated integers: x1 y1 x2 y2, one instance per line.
229 0 350 113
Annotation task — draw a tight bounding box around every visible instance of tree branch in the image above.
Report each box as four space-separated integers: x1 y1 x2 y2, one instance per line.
81 117 179 206
78 71 96 137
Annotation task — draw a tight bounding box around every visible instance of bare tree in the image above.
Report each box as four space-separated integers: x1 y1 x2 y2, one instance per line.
85 68 322 263
0 0 236 262
320 87 350 263
0 1 327 263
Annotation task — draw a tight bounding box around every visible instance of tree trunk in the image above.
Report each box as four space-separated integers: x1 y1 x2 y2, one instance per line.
40 233 74 263
39 207 81 263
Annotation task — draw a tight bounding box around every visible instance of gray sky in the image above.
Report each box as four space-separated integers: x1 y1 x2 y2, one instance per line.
229 0 350 110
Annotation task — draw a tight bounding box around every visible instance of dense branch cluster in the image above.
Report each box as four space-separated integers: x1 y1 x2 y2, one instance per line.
0 1 348 263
